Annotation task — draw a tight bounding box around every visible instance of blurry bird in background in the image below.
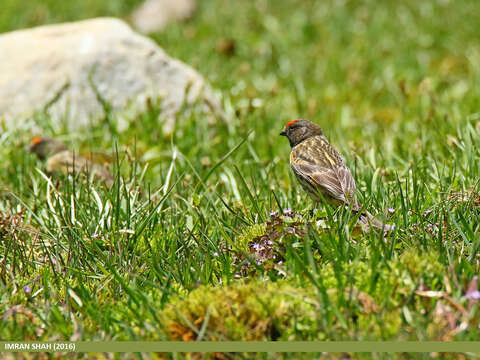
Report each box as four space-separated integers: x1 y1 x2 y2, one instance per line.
280 119 393 232
29 137 113 186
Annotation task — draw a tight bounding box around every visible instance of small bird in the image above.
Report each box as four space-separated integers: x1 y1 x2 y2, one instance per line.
280 119 392 231
29 137 113 186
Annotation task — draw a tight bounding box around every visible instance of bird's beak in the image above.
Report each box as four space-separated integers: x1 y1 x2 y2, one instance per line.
280 128 286 136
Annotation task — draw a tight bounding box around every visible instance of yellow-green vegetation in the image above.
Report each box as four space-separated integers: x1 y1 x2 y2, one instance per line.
0 0 479 352
159 251 449 342
162 280 318 341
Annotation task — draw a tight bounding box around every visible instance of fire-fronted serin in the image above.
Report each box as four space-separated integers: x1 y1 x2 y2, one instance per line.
29 137 113 186
280 119 393 231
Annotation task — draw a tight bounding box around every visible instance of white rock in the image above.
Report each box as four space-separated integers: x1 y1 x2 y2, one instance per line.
132 0 195 33
0 18 220 132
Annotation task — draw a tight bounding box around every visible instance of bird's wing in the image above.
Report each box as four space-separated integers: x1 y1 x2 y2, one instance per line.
291 136 357 205
291 162 356 203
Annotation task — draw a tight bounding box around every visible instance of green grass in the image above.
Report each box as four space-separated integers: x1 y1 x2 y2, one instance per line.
1 0 480 355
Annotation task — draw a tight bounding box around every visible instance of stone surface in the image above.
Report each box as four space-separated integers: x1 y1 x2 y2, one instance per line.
0 17 220 132
131 0 195 33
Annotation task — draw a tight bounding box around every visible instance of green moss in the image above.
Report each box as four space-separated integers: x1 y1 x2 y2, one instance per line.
159 266 441 341
161 280 320 341
400 249 445 280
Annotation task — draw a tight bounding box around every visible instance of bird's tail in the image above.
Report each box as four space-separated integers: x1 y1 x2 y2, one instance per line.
357 210 394 233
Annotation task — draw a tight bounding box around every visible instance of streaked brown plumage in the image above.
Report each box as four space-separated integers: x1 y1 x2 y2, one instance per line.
29 137 113 186
280 119 392 231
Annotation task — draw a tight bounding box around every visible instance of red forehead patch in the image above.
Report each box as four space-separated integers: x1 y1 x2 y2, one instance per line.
31 137 43 145
285 119 298 127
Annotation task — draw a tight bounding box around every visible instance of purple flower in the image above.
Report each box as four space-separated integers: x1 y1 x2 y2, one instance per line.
251 243 261 250
23 285 32 294
269 211 278 217
423 209 433 217
466 276 480 300
283 209 294 217
466 291 480 300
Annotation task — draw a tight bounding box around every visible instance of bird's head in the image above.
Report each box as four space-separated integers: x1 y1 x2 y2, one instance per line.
29 137 68 160
280 119 323 147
